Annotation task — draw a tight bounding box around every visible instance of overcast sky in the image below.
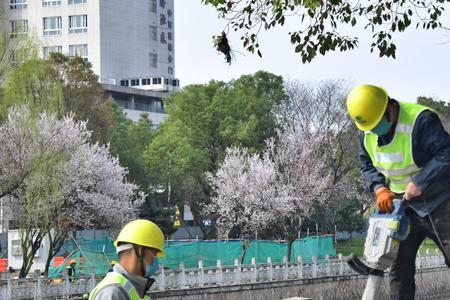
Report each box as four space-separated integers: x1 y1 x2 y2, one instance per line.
174 1 450 102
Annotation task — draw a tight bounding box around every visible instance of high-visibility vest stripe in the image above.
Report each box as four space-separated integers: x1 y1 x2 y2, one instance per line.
375 164 419 177
395 124 414 134
374 152 404 163
389 176 413 185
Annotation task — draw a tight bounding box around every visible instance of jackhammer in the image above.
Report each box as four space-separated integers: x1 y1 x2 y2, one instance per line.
346 199 410 300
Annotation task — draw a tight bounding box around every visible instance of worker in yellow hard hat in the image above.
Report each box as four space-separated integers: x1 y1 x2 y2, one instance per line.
108 260 117 272
89 219 165 300
347 84 450 300
66 259 77 281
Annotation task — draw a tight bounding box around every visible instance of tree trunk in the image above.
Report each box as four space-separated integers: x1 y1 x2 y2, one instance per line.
44 229 54 276
44 229 67 276
286 238 294 262
240 240 249 264
19 249 29 278
19 231 45 278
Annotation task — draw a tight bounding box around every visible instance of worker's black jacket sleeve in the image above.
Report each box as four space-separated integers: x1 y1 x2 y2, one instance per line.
411 111 450 191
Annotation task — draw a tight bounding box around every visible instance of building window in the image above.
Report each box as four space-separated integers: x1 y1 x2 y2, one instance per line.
160 32 167 44
69 44 88 60
168 66 173 75
116 99 131 109
142 78 151 85
130 79 140 86
168 54 173 63
69 0 87 3
164 78 169 85
43 45 62 59
152 77 162 84
155 100 162 112
9 0 27 9
168 32 173 41
120 80 129 87
69 15 88 33
168 43 172 52
42 0 61 6
12 240 22 256
12 239 40 257
168 21 172 29
150 26 157 41
10 20 28 38
160 14 166 26
150 0 157 13
150 53 157 68
134 102 152 112
43 17 62 35
159 0 166 9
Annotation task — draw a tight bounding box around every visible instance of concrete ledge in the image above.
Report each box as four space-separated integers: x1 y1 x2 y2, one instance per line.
149 267 450 300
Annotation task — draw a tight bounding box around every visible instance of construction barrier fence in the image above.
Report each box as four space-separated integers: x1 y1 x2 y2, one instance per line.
48 235 336 277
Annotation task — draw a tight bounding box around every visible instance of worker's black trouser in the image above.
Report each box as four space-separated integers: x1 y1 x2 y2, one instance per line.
390 199 450 300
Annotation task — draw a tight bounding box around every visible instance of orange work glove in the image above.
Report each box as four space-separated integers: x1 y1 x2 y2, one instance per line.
375 186 395 213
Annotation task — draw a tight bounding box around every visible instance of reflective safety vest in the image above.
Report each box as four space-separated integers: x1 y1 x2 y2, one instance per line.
66 265 76 277
89 272 150 300
363 102 432 193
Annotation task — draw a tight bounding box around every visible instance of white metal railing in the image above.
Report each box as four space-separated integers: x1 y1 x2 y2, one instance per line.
152 249 447 291
0 251 446 299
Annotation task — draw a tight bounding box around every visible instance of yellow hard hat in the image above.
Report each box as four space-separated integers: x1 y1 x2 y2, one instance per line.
69 259 77 265
114 219 165 257
53 278 63 284
346 85 389 131
111 260 117 266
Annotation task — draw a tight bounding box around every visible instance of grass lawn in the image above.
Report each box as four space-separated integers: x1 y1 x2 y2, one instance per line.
336 237 439 257
418 238 440 255
336 237 365 257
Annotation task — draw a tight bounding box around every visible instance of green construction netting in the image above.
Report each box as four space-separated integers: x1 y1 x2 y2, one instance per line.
290 235 336 262
242 240 287 264
48 236 336 276
159 240 243 269
48 238 118 278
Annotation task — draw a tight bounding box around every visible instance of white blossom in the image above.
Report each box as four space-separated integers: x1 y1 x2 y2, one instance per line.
0 106 142 231
208 128 329 238
59 142 144 230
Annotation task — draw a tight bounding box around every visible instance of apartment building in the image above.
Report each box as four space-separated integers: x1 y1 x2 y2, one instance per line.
5 0 179 124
